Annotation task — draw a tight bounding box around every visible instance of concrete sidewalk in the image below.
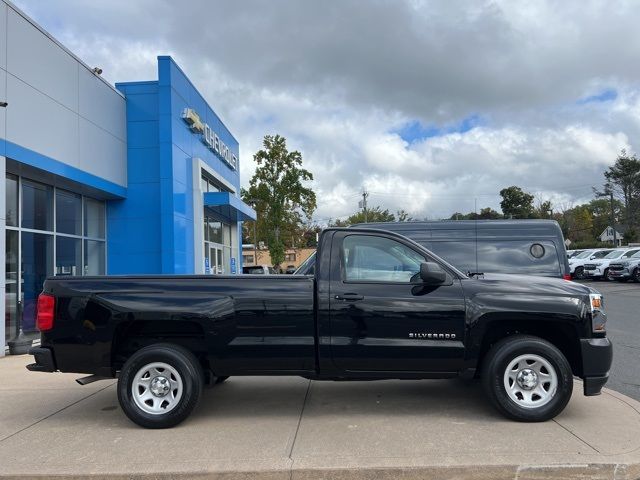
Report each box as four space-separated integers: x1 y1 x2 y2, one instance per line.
1 355 639 479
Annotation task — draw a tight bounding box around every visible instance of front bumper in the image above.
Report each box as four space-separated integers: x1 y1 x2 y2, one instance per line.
608 268 631 279
26 347 56 373
585 267 603 278
580 337 613 396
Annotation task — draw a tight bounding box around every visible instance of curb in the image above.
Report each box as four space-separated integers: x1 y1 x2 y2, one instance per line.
2 463 640 480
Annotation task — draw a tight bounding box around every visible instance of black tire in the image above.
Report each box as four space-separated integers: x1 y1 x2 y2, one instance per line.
633 268 640 283
215 376 230 384
603 268 611 281
573 266 585 280
117 343 203 429
481 335 573 422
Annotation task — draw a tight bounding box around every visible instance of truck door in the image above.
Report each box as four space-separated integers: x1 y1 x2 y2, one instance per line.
328 231 466 373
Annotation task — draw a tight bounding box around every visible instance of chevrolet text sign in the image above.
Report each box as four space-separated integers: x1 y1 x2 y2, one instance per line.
182 108 238 170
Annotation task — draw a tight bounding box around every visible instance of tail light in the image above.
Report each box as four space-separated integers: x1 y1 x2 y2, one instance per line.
36 293 55 332
563 274 572 281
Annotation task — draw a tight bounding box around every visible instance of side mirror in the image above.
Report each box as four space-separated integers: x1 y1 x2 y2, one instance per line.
419 262 447 285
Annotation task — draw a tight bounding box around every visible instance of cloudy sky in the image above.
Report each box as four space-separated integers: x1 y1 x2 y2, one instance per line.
15 0 640 222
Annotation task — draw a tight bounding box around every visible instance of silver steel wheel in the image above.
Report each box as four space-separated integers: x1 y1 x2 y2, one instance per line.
503 354 558 409
131 362 183 415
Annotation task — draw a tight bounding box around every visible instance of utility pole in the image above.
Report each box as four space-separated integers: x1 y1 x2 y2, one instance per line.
359 189 369 223
609 187 617 246
247 198 259 266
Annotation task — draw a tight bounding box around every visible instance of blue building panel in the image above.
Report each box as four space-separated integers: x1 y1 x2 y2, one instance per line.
108 55 252 275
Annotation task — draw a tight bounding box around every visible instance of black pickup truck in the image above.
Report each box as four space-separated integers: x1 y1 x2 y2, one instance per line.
28 228 612 428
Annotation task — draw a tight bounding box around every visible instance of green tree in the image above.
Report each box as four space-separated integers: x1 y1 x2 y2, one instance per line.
242 135 316 268
449 207 502 220
587 198 623 238
597 149 640 228
396 209 415 222
331 206 395 226
563 205 594 243
477 207 502 219
624 227 638 244
534 200 553 219
499 186 535 219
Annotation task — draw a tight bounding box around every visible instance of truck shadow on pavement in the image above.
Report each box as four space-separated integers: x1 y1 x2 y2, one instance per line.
186 377 503 424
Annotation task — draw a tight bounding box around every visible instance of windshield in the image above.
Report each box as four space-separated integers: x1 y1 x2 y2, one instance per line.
622 249 640 258
604 250 625 259
631 251 640 258
575 250 593 259
592 250 610 259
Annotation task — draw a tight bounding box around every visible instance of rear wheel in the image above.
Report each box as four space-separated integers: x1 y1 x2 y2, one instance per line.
481 335 573 422
117 344 203 429
573 266 585 280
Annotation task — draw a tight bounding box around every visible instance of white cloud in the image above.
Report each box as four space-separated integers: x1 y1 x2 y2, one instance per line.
13 0 640 221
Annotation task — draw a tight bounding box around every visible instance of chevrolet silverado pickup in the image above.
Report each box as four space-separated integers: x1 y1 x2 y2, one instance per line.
27 228 612 428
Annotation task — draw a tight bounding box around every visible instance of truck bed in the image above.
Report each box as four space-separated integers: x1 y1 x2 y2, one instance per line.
41 275 316 377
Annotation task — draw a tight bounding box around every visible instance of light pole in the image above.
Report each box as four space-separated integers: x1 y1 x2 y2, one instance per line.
245 198 259 266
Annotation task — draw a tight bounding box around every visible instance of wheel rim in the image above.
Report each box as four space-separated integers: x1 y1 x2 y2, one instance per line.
575 267 584 279
131 362 184 415
634 269 640 281
503 354 558 409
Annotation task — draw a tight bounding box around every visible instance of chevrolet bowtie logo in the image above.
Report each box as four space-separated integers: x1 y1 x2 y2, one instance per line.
182 108 204 133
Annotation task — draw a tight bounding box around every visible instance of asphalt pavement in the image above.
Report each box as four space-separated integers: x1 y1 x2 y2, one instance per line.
577 279 640 401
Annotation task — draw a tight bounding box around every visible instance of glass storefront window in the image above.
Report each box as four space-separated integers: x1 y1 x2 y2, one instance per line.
208 219 224 244
56 190 82 235
22 180 53 231
56 237 82 276
21 232 53 333
6 174 18 227
5 230 19 342
84 240 105 275
84 198 105 239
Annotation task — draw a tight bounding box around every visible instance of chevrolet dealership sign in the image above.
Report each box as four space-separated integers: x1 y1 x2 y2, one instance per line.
182 108 238 170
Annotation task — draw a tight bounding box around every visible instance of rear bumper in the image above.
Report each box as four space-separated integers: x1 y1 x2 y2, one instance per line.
26 347 56 373
580 337 613 396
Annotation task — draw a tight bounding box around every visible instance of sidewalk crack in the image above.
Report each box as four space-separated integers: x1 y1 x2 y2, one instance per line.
288 379 312 460
552 418 601 454
0 381 115 444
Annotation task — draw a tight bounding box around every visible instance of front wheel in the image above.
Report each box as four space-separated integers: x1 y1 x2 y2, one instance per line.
481 335 573 422
117 344 203 428
573 266 585 280
633 268 640 283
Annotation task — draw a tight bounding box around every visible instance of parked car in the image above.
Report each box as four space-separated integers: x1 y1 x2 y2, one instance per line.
356 220 571 279
28 227 611 428
584 248 640 280
569 249 612 279
242 265 277 274
284 264 297 274
567 249 586 259
606 250 640 282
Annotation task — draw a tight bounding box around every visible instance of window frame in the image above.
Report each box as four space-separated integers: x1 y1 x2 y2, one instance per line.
339 233 433 285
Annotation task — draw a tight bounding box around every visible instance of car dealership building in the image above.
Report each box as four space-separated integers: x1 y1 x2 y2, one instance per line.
0 0 256 354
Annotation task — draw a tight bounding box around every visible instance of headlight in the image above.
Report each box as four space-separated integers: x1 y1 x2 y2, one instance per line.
592 262 602 266
589 293 606 333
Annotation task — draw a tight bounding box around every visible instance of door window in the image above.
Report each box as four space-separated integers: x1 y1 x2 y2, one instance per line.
342 235 425 283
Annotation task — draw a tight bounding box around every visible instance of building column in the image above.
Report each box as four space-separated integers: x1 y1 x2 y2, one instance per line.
0 155 6 356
